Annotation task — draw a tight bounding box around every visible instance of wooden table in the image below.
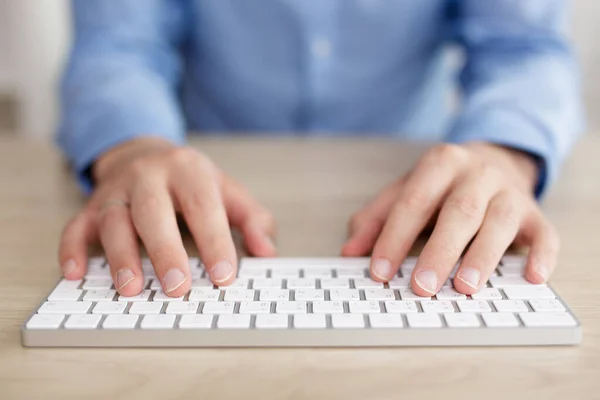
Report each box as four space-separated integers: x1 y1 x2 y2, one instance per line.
0 136 599 399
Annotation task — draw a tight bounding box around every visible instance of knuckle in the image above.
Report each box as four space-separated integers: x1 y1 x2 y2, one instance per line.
166 147 198 166
127 158 150 178
428 143 468 165
397 189 432 213
488 198 520 226
134 194 162 217
446 195 484 219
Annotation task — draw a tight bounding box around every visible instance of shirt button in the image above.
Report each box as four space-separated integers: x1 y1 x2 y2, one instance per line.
311 37 332 58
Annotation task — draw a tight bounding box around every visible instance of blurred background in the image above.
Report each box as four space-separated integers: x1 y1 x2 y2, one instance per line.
0 0 598 138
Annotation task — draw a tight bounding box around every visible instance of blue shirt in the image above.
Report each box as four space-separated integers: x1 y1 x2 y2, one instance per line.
58 0 584 196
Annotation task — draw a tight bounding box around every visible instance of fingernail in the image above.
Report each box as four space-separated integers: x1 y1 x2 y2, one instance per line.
62 259 77 276
536 265 549 281
457 267 481 289
210 260 235 284
116 268 135 290
415 269 439 294
162 269 187 293
371 258 393 280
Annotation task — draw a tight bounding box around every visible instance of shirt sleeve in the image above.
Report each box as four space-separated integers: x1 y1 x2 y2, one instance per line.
57 0 190 194
446 0 585 198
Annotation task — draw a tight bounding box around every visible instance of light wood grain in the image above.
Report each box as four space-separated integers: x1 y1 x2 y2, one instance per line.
0 136 599 400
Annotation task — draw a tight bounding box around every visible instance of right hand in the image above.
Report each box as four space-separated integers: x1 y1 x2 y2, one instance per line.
59 137 277 297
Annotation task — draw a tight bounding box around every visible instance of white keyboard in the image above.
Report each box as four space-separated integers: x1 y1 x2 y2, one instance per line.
21 256 581 347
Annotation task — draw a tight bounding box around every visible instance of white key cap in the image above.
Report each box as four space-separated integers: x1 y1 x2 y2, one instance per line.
88 257 106 269
312 300 344 314
48 289 83 301
286 278 315 289
152 291 185 302
83 289 116 302
86 263 110 278
218 279 249 289
217 314 251 329
255 314 289 329
179 315 213 329
498 269 524 277
331 314 365 329
294 314 327 329
519 312 577 327
387 277 411 289
445 313 480 328
481 312 520 328
38 301 92 314
369 313 404 328
128 302 164 314
503 286 555 300
270 269 300 278
56 279 83 290
165 301 200 314
364 288 396 301
471 288 503 300
421 300 455 313
294 289 325 301
252 279 282 289
402 257 418 267
303 268 332 278
329 289 360 301
92 302 127 314
276 301 307 314
349 301 381 314
149 279 163 290
398 288 431 301
319 278 351 289
489 276 547 288
435 287 467 300
190 278 213 288
238 301 272 314
103 314 139 329
223 289 256 302
385 300 418 313
353 278 384 289
27 314 64 329
188 288 220 302
456 300 491 313
202 301 235 314
64 314 102 329
188 257 201 269
335 268 366 278
140 314 176 329
82 279 113 290
237 269 267 278
501 255 527 268
529 299 566 313
118 290 151 302
488 270 499 278
493 300 529 313
259 289 289 301
406 313 442 328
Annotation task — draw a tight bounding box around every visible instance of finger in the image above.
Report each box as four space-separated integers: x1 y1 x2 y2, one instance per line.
222 175 276 257
173 161 238 286
370 145 468 282
130 179 190 297
411 166 501 296
522 211 560 284
59 210 98 280
98 198 144 296
453 191 523 294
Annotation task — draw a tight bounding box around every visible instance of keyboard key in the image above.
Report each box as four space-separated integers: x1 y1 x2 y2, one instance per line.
398 288 431 301
252 279 282 289
165 301 200 314
364 288 395 301
56 279 83 290
149 279 163 290
237 269 267 278
238 301 271 314
406 313 442 328
434 287 467 300
217 314 251 329
349 301 381 314
481 313 520 328
103 314 139 329
92 302 127 314
88 257 106 268
303 268 332 278
519 312 577 327
86 263 110 278
331 314 365 329
27 314 64 329
493 300 529 313
48 289 83 301
188 288 220 302
259 289 289 301
421 300 455 313
489 276 547 288
501 255 527 267
270 269 300 278
140 314 176 329
38 301 91 314
202 302 235 314
329 289 360 301
456 300 491 313
255 314 288 329
319 278 351 289
128 302 164 314
82 279 113 290
218 279 249 289
353 278 384 289
179 315 213 329
83 289 116 302
286 278 315 289
528 299 566 313
152 291 185 302
276 301 307 314
294 289 325 301
64 314 102 329
471 288 503 300
384 300 418 313
387 277 411 289
223 289 256 302
444 313 480 328
309 301 342 315
190 278 213 288
369 313 404 328
118 290 151 302
335 268 366 278
503 287 556 300
294 314 327 329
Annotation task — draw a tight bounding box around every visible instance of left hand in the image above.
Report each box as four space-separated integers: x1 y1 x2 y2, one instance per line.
342 142 559 296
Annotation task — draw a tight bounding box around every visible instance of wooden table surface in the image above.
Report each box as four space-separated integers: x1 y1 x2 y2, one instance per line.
0 136 599 399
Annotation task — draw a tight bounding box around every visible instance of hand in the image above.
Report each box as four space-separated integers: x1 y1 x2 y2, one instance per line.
342 142 558 296
59 137 276 297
